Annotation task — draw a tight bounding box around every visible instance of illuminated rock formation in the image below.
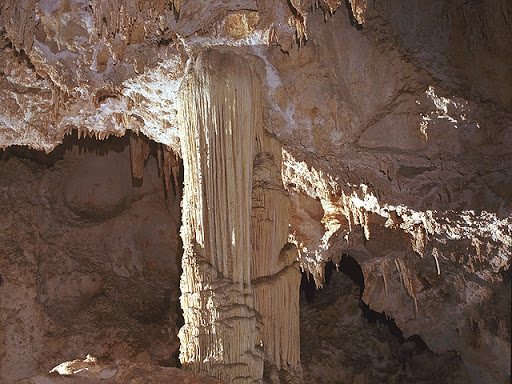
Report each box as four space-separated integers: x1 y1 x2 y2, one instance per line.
0 0 511 383
178 49 300 383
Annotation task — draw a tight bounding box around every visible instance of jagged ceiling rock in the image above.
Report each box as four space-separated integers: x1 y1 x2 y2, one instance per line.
0 0 297 152
1 0 511 383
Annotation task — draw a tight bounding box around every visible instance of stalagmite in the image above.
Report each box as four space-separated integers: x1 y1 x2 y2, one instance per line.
251 134 302 377
178 49 301 383
252 249 301 373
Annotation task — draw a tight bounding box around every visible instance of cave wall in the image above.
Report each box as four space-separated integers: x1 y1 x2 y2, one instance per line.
0 137 183 382
0 0 510 383
300 263 472 384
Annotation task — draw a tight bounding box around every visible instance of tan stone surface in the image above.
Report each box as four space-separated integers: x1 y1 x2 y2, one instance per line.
0 135 182 383
0 0 510 383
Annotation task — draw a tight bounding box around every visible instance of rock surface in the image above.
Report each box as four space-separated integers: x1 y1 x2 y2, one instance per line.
0 135 183 383
300 267 470 384
0 0 511 383
19 360 225 384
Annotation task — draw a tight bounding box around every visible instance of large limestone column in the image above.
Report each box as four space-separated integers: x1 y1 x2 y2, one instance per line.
178 49 301 383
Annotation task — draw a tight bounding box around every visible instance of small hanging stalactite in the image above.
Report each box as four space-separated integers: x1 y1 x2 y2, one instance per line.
129 131 150 185
156 143 182 205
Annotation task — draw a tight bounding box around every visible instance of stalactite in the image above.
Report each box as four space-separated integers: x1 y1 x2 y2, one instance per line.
163 146 180 197
155 143 182 203
171 0 181 14
348 0 368 24
156 144 163 178
432 247 441 275
89 0 170 43
394 259 403 287
289 14 308 47
0 0 37 53
129 132 149 180
266 26 279 46
395 259 419 316
381 260 389 296
412 224 427 257
179 49 259 286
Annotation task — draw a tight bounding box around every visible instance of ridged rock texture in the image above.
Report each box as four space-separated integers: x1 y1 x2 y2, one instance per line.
178 49 300 383
0 0 511 383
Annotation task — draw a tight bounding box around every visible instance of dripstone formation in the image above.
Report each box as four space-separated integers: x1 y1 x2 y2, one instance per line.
0 0 510 383
178 49 300 383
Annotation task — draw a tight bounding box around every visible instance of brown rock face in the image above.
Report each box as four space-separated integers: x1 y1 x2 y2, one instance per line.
1 0 510 383
0 135 183 383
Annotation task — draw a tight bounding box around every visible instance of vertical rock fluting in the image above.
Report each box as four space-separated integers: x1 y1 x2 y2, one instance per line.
129 132 150 180
177 49 301 383
178 49 262 383
251 135 301 378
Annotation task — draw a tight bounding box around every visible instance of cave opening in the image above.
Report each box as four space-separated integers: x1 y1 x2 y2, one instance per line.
0 130 184 381
299 254 463 383
330 255 405 342
301 255 406 340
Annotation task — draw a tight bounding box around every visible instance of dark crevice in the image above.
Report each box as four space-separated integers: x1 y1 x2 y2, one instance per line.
16 48 36 69
335 255 405 342
344 0 363 30
1 32 38 74
300 254 447 381
361 305 405 342
300 270 317 303
0 130 129 167
333 255 364 293
304 255 432 351
158 36 174 46
96 92 118 104
169 2 180 21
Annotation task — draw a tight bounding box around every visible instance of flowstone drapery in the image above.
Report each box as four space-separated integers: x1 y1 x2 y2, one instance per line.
177 49 301 383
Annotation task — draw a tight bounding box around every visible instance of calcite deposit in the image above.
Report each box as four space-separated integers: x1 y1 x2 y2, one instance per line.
1 0 510 383
178 49 300 383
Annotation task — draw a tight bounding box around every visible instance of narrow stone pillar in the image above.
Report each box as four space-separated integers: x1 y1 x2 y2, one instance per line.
251 134 302 379
178 49 301 383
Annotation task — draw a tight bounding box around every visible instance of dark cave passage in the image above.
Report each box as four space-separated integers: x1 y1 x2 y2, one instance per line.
313 255 409 343
300 269 317 304
333 255 405 342
299 254 443 383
